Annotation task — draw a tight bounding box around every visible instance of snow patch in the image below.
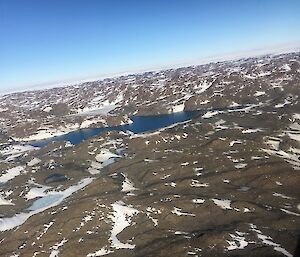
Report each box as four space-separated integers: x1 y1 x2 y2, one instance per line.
226 231 249 251
109 201 139 249
43 106 52 113
212 199 232 210
202 111 220 119
27 158 41 167
0 166 25 184
254 91 265 97
171 103 185 113
121 174 137 193
172 207 195 217
0 178 94 231
87 248 112 257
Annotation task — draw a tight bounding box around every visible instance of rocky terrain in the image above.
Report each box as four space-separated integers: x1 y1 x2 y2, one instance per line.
0 52 299 257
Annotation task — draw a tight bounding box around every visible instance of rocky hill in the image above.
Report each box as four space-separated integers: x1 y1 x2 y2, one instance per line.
0 52 299 257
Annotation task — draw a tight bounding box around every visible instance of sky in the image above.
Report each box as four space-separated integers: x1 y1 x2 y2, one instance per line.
0 0 300 92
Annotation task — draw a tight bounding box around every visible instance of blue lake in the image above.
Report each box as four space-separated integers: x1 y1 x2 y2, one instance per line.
30 111 199 147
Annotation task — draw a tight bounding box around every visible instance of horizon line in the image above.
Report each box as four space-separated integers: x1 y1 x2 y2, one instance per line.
2 42 300 95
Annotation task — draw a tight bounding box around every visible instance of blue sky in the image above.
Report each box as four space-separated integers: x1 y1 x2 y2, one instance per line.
0 0 299 92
